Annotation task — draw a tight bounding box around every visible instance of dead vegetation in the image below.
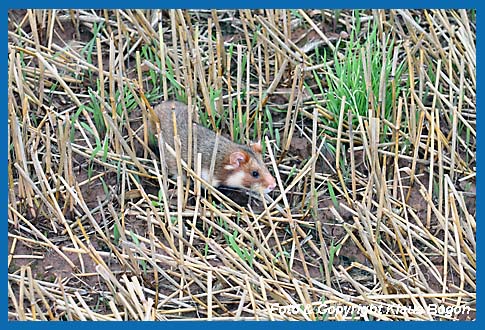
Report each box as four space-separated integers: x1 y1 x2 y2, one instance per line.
8 9 475 320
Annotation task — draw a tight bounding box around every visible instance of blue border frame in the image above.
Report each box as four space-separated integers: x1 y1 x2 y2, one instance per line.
4 1 480 9
4 2 480 329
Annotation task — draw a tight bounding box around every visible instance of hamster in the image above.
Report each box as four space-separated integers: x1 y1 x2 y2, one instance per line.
149 101 277 194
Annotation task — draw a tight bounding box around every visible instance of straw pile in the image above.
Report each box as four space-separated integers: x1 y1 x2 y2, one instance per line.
8 10 475 320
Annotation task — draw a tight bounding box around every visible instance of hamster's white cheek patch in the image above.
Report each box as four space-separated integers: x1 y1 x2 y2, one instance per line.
225 171 246 188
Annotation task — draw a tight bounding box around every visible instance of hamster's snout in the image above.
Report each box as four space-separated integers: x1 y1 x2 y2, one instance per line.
265 176 277 193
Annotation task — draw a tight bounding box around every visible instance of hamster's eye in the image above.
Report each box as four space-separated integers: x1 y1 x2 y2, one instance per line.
251 170 259 178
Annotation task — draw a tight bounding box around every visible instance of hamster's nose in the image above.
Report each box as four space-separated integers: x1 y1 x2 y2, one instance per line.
267 180 276 192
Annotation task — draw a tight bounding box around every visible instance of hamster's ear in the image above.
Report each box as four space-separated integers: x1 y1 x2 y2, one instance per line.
250 140 262 154
225 151 249 170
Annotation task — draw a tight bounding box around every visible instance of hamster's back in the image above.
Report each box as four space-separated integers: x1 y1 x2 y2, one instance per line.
151 100 221 173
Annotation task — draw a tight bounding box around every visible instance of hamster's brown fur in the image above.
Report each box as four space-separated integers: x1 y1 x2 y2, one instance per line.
149 101 276 193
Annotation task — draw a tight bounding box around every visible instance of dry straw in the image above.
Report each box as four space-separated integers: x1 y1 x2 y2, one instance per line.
8 9 475 320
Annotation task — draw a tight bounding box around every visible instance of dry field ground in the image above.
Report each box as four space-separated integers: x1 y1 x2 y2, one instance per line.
8 9 476 320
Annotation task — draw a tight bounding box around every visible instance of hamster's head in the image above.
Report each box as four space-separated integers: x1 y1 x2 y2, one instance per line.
222 141 277 194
